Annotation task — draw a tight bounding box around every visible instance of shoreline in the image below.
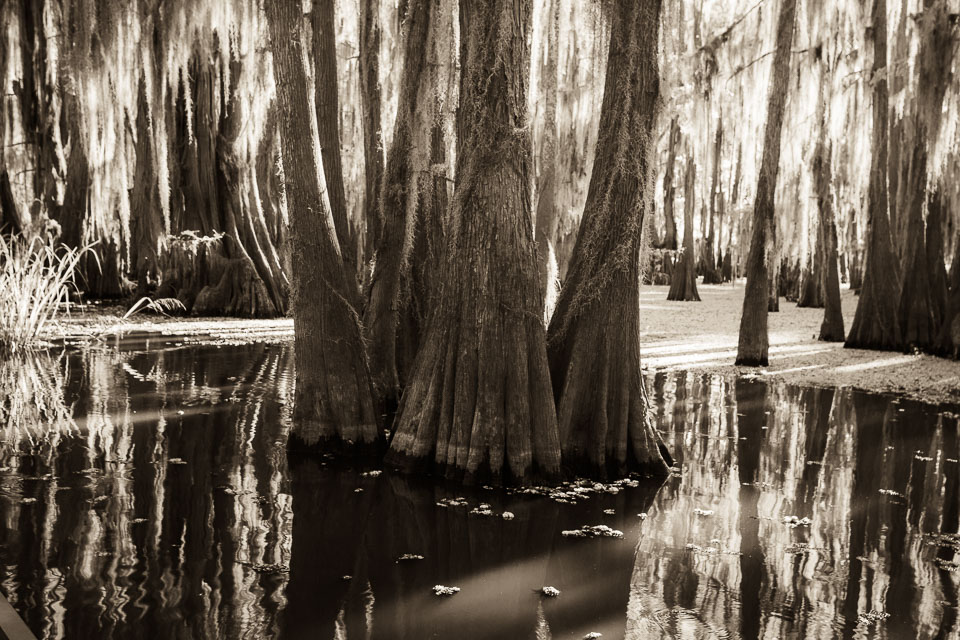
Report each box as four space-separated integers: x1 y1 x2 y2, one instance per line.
37 280 960 406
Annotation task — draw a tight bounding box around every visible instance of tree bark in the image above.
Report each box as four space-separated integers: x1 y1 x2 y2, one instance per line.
702 119 722 284
358 0 385 268
311 1 361 303
534 0 561 314
896 128 938 349
266 0 381 453
937 231 960 358
547 0 670 479
661 117 680 251
815 135 844 341
667 151 700 301
845 0 903 350
735 0 796 366
385 0 561 485
130 76 166 294
363 0 437 413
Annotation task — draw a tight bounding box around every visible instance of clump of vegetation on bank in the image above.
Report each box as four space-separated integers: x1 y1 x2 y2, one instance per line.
0 234 89 355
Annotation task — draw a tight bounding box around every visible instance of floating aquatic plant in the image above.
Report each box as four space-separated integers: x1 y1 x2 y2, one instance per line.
561 525 624 539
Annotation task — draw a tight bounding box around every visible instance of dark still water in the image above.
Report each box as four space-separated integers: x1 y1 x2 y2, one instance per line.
0 340 957 639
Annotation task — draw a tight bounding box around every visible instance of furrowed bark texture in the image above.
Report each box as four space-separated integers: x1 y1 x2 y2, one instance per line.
364 0 435 412
359 0 385 265
897 133 938 349
845 0 903 350
547 0 671 479
385 0 561 485
735 0 796 366
667 151 700 301
312 2 361 303
266 1 380 452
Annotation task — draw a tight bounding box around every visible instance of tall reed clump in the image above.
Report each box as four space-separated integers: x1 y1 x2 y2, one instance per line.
0 235 89 355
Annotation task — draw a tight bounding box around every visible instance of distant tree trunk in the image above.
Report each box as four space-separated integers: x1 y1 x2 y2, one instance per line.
815 135 844 341
735 0 796 366
159 51 289 317
266 0 381 453
385 0 561 485
702 119 722 284
845 0 902 350
768 256 780 312
797 237 824 307
848 214 862 291
312 2 361 303
546 0 671 479
130 77 166 294
897 130 938 349
535 0 561 315
927 186 949 327
667 152 700 301
54 89 126 298
363 0 436 413
359 0 385 269
210 57 289 317
661 117 680 251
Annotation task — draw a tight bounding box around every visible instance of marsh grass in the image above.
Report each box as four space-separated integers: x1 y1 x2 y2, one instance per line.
0 235 92 355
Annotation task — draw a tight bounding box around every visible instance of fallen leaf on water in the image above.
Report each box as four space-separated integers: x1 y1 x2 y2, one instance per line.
397 554 424 562
433 585 460 596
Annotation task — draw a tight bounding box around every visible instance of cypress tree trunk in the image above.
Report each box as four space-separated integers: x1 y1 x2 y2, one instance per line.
130 77 166 293
937 234 960 358
17 0 64 223
385 0 561 485
845 0 903 350
359 0 385 268
546 0 670 479
667 151 700 301
363 0 436 412
535 0 560 313
797 237 824 307
210 57 289 317
312 2 361 303
702 120 722 284
735 0 796 366
927 186 949 328
661 117 680 251
266 0 381 453
897 131 938 349
397 119 448 387
815 135 844 341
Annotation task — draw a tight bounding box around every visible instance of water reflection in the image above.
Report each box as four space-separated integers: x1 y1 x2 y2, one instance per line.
0 341 955 639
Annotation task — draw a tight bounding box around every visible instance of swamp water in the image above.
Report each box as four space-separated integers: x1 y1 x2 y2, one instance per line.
0 338 957 639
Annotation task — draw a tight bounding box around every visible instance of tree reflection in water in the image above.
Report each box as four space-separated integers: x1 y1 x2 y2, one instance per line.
0 342 956 639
